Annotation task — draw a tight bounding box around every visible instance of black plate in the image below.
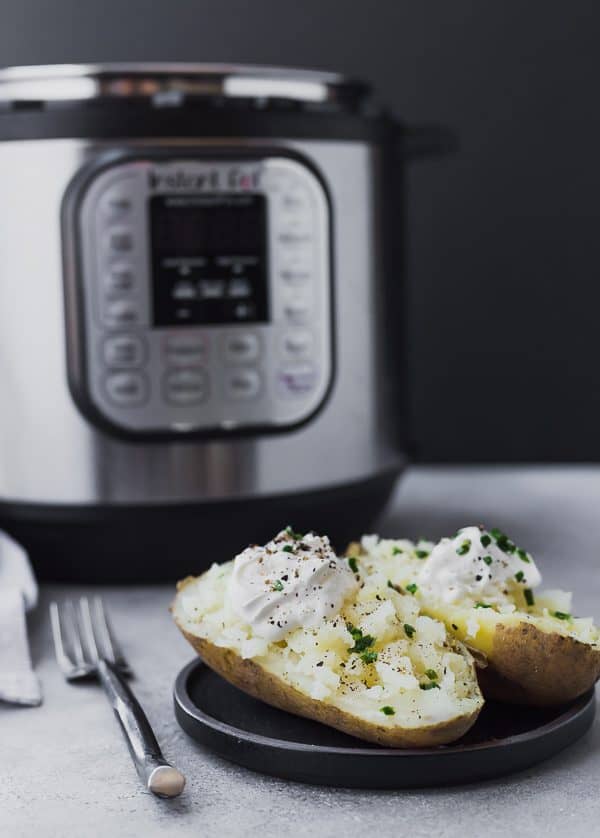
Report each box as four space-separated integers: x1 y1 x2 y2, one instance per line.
174 658 596 788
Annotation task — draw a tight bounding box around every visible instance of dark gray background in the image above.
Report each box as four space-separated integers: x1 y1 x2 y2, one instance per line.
2 0 599 461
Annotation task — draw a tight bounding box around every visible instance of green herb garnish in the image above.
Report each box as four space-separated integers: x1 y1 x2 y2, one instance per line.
285 525 303 540
425 669 438 681
380 705 395 716
515 570 525 583
480 533 492 548
517 548 530 563
403 623 416 638
361 650 378 664
420 682 441 691
346 623 376 655
272 579 284 592
483 555 493 566
348 556 359 574
524 588 535 607
415 549 430 559
457 539 471 556
392 546 403 555
475 602 493 609
553 611 572 621
490 528 516 554
282 545 295 553
405 583 418 595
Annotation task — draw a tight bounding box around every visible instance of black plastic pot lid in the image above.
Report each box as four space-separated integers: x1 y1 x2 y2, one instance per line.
173 658 596 789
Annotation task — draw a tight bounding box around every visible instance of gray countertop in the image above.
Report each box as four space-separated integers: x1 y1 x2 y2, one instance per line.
2 466 600 838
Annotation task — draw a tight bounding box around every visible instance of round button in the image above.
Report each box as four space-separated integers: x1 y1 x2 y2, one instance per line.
277 363 318 398
284 294 311 324
107 229 134 253
164 369 208 405
225 369 261 400
105 265 134 295
281 329 314 359
222 332 260 364
279 250 312 284
100 186 133 218
105 371 148 406
103 335 146 368
165 334 208 365
104 299 140 327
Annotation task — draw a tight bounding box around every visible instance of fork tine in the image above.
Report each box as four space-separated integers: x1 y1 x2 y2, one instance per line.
79 596 100 663
49 601 75 673
66 599 86 667
93 597 129 671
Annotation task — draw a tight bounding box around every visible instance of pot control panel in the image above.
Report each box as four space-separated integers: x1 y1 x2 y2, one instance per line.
65 155 332 435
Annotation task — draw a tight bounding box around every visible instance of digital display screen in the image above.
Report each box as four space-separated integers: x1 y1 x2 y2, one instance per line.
150 193 269 327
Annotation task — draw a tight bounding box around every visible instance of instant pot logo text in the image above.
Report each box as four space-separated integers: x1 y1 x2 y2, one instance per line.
148 167 261 191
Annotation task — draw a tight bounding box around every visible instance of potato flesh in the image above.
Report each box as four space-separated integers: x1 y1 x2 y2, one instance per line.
356 537 600 649
175 558 483 731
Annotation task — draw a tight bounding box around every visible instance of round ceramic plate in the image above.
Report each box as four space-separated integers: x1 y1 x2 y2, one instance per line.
174 658 596 788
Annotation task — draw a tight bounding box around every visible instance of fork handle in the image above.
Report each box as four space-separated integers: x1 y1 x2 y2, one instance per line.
97 659 186 798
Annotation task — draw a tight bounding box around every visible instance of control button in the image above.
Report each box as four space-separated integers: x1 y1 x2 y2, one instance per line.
284 294 311 324
107 229 134 253
281 329 314 359
164 368 208 405
223 332 260 364
278 232 312 246
165 333 208 365
279 250 312 284
100 187 133 218
105 265 134 294
277 363 318 398
104 299 140 327
281 187 311 213
103 335 146 368
105 371 148 406
225 369 261 400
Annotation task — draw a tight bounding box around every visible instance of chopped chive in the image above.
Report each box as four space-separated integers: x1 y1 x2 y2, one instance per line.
425 669 438 681
475 602 493 609
515 570 525 583
346 623 377 655
480 534 492 548
361 650 378 664
483 555 493 566
517 548 530 563
380 705 395 716
403 623 416 638
415 549 430 559
420 682 441 691
524 588 535 607
285 525 303 540
490 528 516 554
406 583 418 595
456 539 471 556
348 556 359 574
272 579 284 592
553 611 572 621
392 546 403 555
282 545 295 553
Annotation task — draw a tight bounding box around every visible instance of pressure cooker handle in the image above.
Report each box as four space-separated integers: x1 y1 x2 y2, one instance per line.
395 122 459 160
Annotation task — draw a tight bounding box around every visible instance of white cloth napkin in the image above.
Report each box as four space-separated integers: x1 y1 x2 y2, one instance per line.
0 531 42 706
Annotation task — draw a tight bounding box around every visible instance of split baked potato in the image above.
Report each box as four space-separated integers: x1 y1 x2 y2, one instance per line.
351 529 600 706
173 529 483 747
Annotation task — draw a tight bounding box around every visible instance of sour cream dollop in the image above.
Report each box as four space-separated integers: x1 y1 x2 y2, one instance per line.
227 529 359 641
418 525 542 604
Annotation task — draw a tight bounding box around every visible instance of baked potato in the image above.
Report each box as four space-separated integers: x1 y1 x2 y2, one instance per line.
351 528 600 706
172 528 483 747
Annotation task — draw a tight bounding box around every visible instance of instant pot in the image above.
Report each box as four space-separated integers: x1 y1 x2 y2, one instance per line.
0 63 450 580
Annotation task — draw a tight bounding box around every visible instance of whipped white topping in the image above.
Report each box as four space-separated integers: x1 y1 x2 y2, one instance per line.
227 529 359 641
418 525 542 604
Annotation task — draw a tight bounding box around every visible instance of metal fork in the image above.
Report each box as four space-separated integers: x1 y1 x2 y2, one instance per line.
50 596 185 798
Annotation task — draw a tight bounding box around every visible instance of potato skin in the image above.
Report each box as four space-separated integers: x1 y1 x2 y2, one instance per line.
175 623 481 748
476 621 600 706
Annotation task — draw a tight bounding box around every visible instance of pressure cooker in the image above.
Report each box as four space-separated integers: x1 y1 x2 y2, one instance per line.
0 63 450 580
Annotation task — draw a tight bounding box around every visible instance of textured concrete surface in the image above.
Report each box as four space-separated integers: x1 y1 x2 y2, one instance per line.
2 466 600 838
